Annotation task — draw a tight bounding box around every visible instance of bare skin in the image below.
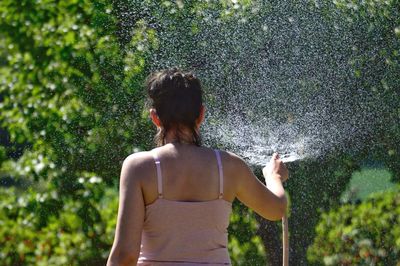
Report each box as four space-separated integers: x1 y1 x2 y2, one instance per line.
107 107 288 266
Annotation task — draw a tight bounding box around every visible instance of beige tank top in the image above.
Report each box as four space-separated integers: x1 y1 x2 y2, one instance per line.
137 149 233 265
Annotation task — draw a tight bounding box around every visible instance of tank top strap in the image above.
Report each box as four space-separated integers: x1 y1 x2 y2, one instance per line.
151 151 163 199
214 149 224 199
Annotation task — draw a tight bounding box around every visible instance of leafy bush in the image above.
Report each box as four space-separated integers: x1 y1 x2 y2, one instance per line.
0 180 117 266
308 185 400 265
228 202 266 265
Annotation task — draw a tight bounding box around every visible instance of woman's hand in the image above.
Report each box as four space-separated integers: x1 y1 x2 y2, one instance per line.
262 153 289 183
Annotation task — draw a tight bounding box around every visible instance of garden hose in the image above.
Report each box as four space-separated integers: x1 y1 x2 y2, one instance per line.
282 214 289 266
265 152 291 265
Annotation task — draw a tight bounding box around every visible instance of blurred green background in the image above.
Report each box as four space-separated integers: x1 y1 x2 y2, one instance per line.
0 0 399 265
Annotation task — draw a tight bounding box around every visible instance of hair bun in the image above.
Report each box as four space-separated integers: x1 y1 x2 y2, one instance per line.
146 67 203 146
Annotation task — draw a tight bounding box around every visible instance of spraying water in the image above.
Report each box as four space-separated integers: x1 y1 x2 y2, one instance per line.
123 1 384 165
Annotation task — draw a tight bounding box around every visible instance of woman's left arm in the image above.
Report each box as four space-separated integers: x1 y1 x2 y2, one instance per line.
107 154 145 266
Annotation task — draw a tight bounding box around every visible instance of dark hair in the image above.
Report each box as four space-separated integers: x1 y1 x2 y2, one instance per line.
146 67 203 147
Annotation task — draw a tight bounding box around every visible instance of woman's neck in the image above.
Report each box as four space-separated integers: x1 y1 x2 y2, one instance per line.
163 127 196 145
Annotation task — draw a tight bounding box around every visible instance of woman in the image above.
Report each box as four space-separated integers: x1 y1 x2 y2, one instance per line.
107 68 288 266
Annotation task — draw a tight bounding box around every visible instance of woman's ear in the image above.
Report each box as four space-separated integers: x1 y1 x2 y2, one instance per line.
150 109 162 128
196 105 206 128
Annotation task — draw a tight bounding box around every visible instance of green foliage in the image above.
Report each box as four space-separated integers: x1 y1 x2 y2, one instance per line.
228 202 266 265
0 184 118 266
0 0 155 195
0 145 6 164
308 185 400 265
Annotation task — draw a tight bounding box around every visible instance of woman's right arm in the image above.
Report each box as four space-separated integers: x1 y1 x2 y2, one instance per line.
106 153 147 266
232 153 288 221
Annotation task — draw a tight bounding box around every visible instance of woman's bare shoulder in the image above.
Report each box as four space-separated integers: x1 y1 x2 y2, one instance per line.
218 150 251 176
123 151 153 164
220 150 247 165
121 151 155 180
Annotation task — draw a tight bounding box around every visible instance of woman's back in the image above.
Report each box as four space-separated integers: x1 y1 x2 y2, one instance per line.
138 144 233 265
140 143 236 206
